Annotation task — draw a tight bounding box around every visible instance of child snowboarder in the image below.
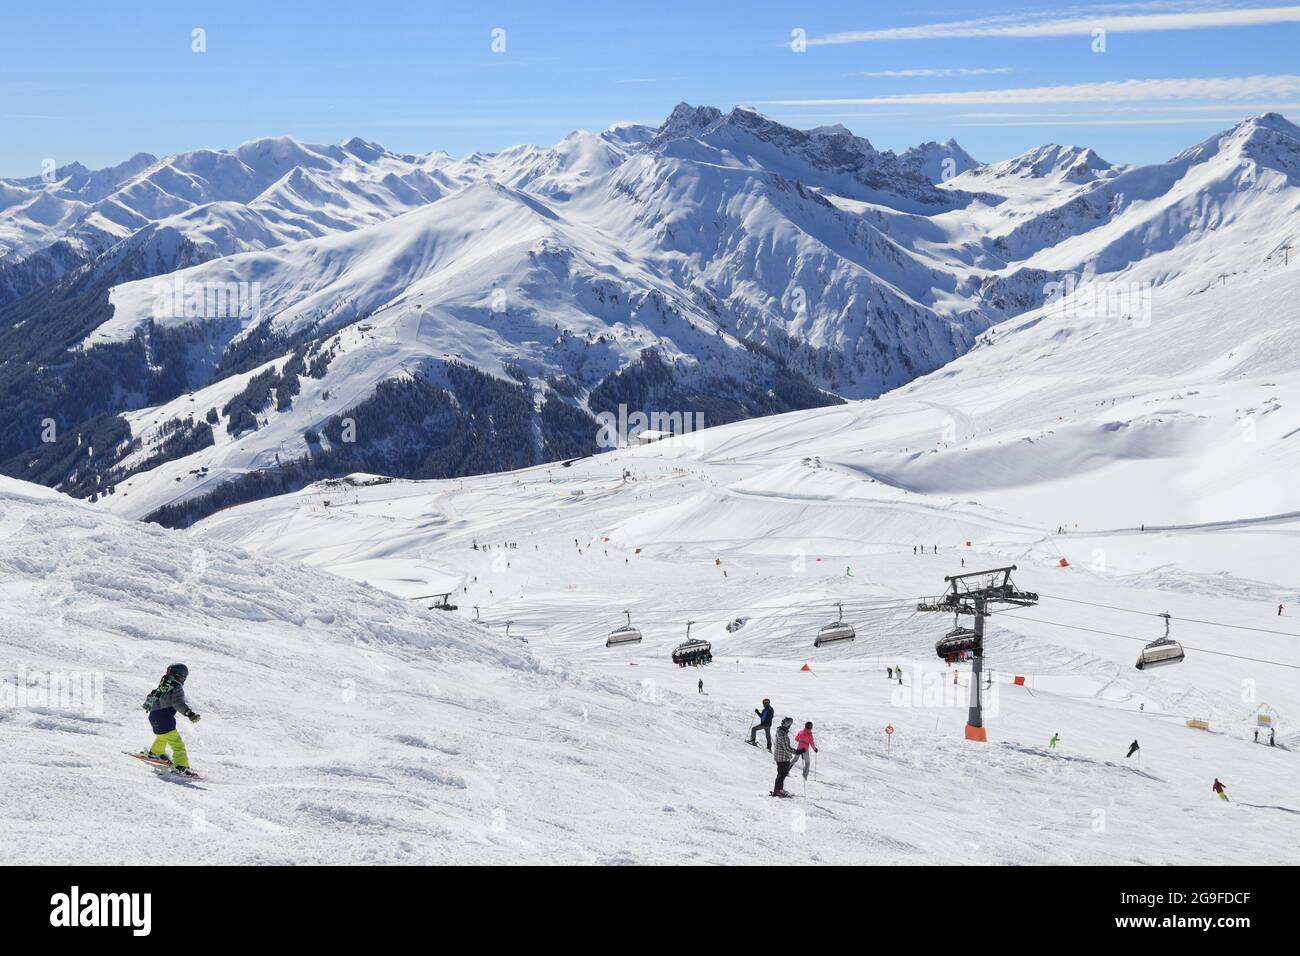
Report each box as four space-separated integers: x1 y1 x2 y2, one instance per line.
771 717 796 797
141 663 201 775
1212 778 1229 802
794 721 818 780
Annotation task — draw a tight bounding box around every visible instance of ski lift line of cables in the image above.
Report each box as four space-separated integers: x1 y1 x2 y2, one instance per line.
991 611 1300 671
604 601 922 630
1036 592 1300 639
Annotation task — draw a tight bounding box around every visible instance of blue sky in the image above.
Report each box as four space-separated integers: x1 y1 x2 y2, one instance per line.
3 0 1300 177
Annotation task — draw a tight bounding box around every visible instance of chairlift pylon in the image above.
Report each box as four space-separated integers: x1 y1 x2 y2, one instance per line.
1136 612 1184 670
814 601 856 647
606 609 643 648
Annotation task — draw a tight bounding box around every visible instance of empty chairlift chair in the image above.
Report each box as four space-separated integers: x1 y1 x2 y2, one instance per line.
814 602 856 647
1136 612 1184 670
606 610 644 648
671 621 712 666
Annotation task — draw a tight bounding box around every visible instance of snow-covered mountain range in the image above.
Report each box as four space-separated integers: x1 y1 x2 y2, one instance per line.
2 105 1298 526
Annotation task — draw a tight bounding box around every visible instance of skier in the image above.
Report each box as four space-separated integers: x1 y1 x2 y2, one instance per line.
1125 739 1140 758
1212 778 1229 802
1049 732 1060 749
697 678 703 695
1279 604 1284 616
896 665 903 685
913 546 917 556
771 717 797 797
749 698 774 750
1270 727 1276 747
887 666 894 679
794 721 818 780
141 663 200 775
1254 729 1259 743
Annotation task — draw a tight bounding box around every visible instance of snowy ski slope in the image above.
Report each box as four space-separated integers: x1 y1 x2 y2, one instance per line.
3 205 1299 864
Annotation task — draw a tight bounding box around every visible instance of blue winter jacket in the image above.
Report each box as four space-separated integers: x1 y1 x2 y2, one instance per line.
757 704 774 725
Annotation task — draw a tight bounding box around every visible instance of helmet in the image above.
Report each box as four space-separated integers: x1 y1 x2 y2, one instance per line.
805 722 813 729
165 663 189 683
780 716 794 726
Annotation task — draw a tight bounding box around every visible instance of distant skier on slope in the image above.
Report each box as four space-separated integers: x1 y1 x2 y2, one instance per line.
794 721 818 780
749 698 774 750
1126 739 1140 758
140 663 200 776
1270 727 1276 747
1212 778 1229 802
697 678 703 695
1279 604 1284 616
1049 732 1060 749
887 666 894 679
771 717 797 797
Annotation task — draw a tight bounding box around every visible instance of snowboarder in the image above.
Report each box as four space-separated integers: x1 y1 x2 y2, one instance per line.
887 666 894 679
697 678 703 695
913 546 917 556
771 717 797 797
141 663 200 775
1212 778 1229 802
1049 732 1060 749
749 698 774 750
1254 729 1259 743
1125 739 1140 758
1270 727 1276 747
1279 604 1284 616
794 721 818 780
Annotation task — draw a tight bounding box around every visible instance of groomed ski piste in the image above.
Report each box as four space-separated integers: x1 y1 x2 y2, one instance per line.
4 261 1300 865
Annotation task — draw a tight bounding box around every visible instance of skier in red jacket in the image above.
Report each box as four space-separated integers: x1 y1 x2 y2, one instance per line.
1212 778 1229 802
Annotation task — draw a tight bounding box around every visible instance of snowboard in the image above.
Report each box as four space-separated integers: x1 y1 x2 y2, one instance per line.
125 751 204 780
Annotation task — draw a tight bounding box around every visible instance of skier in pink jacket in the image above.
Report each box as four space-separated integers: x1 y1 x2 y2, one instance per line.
793 722 818 779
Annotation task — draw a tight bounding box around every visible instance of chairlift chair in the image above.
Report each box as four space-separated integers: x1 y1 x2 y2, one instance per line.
935 621 979 661
606 609 643 648
814 602 856 647
1136 613 1184 670
671 620 712 666
429 593 458 612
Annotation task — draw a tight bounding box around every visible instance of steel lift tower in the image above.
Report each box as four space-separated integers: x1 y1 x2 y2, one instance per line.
918 566 1038 742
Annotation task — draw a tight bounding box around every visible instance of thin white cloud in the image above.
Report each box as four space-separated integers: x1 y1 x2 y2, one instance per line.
811 4 1300 44
759 75 1300 106
957 101 1300 117
616 77 680 84
955 116 1253 126
857 67 1016 77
